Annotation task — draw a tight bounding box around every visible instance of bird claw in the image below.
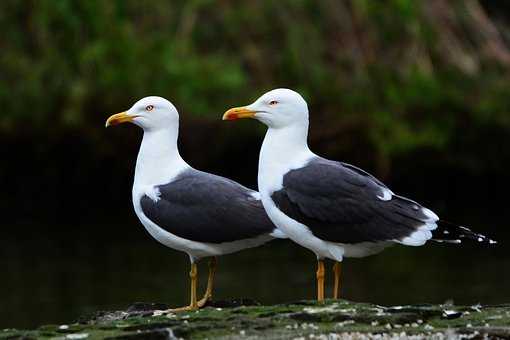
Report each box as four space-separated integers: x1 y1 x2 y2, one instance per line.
152 295 212 316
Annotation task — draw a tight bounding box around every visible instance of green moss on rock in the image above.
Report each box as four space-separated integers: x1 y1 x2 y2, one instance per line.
2 300 510 339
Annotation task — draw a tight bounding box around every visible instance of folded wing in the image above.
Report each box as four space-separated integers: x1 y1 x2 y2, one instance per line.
141 169 277 243
271 157 438 245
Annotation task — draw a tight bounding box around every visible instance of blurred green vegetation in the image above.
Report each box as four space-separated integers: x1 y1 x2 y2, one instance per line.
1 0 510 164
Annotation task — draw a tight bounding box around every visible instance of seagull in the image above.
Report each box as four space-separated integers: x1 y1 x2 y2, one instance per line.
106 96 284 311
223 88 496 301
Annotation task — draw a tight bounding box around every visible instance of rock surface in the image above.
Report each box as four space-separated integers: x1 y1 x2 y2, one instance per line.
2 300 510 339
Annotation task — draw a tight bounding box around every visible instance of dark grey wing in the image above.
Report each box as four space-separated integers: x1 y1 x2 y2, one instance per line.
271 157 435 244
140 169 276 244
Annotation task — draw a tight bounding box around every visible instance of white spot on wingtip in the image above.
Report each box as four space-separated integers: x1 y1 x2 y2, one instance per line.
489 239 497 244
377 188 393 201
422 207 439 222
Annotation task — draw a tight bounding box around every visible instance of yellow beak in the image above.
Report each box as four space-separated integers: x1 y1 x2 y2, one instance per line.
222 107 256 121
105 112 135 127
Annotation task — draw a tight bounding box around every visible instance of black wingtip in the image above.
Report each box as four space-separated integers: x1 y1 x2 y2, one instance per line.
432 220 497 245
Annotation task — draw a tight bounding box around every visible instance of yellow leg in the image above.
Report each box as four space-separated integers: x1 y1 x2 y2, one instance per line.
190 262 198 308
166 262 199 312
316 259 325 302
198 257 217 307
333 262 342 299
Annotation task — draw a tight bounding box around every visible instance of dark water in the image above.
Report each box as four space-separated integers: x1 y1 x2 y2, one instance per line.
1 212 508 329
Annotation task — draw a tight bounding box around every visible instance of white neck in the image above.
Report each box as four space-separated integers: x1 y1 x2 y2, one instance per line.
134 127 189 187
258 123 314 192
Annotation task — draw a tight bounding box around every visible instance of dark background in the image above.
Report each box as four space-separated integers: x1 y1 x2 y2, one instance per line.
1 0 509 329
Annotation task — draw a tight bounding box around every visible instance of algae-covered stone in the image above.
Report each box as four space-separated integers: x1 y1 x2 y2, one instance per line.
1 300 510 339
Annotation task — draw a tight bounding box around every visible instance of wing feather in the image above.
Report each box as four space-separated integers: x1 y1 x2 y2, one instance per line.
141 169 276 243
271 157 436 244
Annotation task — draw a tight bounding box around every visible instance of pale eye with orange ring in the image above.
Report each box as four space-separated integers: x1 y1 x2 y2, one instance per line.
145 105 154 111
269 100 278 106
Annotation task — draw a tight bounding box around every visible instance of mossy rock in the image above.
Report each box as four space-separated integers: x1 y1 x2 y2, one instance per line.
2 300 510 339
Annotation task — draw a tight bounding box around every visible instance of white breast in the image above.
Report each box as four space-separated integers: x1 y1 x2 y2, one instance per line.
257 126 315 195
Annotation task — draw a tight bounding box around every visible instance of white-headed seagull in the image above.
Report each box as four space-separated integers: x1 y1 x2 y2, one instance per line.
223 88 496 301
106 96 284 311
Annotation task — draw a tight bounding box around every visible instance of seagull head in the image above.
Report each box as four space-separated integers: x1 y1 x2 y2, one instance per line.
223 88 308 129
105 96 179 131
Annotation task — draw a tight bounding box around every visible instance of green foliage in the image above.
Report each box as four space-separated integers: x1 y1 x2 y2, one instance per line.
1 0 510 159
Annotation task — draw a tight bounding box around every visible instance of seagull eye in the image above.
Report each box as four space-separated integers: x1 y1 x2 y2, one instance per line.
269 100 278 106
145 105 154 111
